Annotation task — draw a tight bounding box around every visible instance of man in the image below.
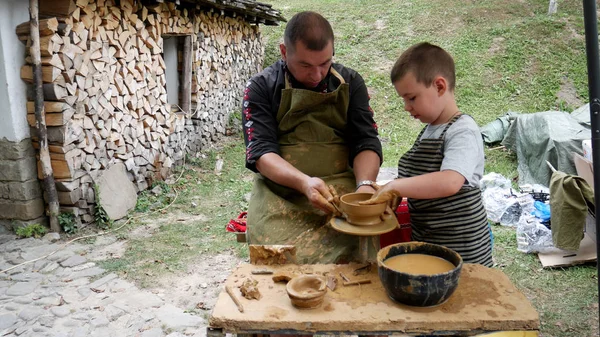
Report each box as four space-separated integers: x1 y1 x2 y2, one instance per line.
242 11 382 264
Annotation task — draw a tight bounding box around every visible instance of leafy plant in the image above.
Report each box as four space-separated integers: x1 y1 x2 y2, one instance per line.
93 184 113 230
15 223 48 238
58 212 78 235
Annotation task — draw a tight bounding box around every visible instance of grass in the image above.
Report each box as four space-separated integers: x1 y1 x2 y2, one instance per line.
99 141 253 288
99 0 598 336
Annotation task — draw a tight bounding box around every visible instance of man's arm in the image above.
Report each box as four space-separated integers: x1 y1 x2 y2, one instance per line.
344 68 383 192
353 150 380 193
242 76 279 172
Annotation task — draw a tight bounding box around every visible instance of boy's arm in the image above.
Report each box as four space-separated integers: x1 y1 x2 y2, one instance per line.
377 171 465 201
363 119 483 203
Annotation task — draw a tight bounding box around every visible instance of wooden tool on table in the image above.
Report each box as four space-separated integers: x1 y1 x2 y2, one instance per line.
225 285 244 313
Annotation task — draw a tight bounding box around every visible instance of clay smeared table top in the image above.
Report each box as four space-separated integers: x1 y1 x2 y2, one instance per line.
209 263 539 335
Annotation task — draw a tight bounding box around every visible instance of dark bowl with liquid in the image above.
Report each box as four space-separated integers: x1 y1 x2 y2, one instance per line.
377 242 463 307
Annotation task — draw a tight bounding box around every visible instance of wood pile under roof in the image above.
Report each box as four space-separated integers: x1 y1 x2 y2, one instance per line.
147 0 286 25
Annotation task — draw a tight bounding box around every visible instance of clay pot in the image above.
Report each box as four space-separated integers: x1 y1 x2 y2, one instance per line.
377 242 463 307
286 275 327 309
339 192 387 226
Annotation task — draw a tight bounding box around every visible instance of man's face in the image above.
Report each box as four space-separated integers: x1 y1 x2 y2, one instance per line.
280 40 333 88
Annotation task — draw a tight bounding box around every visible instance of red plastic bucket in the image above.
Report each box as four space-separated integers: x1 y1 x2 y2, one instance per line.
380 198 412 248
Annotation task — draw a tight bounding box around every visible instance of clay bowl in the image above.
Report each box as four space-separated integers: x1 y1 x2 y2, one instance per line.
286 275 327 309
377 242 463 307
338 192 387 226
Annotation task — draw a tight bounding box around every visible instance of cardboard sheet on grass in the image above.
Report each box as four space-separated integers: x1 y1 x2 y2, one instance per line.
501 110 590 186
537 153 597 268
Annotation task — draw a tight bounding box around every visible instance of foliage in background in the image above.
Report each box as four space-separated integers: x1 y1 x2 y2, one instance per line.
15 223 48 239
58 212 79 235
93 184 113 230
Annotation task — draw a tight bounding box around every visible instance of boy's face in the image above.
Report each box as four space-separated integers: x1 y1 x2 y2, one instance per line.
393 72 447 124
280 40 333 88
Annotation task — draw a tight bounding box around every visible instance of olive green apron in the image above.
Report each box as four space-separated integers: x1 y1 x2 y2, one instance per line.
246 68 359 264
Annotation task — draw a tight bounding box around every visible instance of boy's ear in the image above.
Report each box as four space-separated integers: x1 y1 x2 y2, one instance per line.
434 76 447 96
279 43 287 61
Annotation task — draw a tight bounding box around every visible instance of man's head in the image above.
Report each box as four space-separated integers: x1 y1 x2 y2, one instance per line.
390 42 457 124
280 11 334 88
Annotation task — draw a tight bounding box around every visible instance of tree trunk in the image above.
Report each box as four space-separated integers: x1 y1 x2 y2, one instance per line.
30 0 60 232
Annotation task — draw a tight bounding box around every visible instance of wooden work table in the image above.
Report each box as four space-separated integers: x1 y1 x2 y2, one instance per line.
208 263 540 336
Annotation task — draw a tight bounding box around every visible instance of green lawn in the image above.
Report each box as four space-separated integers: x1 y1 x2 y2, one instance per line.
99 1 598 336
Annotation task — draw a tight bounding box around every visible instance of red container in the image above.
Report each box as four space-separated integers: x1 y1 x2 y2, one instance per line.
380 198 412 248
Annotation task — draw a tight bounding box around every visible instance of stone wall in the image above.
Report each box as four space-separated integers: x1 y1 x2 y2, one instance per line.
0 138 46 229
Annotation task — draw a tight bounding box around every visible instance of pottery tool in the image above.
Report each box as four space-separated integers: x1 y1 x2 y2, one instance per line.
343 279 372 287
353 263 371 276
339 272 351 283
327 185 344 217
225 285 244 313
326 275 338 291
339 271 371 286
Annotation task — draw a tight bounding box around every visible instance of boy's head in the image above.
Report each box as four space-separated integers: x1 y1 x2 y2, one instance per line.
280 11 335 88
390 42 455 91
390 43 458 125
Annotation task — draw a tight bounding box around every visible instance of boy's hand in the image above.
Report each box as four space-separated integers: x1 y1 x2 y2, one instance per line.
359 183 400 205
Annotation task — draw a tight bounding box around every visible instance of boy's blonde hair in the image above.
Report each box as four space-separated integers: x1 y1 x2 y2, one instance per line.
390 42 456 91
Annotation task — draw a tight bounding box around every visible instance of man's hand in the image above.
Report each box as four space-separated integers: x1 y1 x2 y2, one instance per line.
302 177 336 213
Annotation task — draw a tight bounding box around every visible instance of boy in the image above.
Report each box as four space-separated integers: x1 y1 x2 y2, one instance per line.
362 42 493 267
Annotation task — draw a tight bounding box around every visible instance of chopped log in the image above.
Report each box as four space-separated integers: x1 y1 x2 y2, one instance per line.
27 110 75 126
37 159 73 180
21 65 63 83
27 101 70 113
32 140 76 153
16 18 59 36
57 188 82 205
38 84 67 101
39 0 77 17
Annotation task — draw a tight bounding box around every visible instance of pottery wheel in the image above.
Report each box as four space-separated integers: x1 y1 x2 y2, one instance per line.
329 215 398 236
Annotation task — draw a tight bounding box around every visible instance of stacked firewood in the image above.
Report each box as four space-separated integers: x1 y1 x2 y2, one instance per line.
17 0 265 225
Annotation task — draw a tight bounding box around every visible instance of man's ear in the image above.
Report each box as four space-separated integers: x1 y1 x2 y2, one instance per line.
279 43 287 61
434 76 447 96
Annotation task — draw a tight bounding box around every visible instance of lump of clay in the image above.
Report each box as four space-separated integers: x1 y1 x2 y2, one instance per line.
239 278 262 300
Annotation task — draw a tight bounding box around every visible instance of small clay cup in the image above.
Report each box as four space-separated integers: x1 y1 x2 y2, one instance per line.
339 192 387 226
286 275 327 309
377 242 463 307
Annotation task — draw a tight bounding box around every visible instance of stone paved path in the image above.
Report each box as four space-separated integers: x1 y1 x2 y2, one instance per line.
0 225 234 337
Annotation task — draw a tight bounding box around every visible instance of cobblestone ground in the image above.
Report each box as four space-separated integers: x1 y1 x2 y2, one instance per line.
0 225 240 337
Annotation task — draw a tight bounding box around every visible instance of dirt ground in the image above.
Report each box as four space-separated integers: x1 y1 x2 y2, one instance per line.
84 211 246 324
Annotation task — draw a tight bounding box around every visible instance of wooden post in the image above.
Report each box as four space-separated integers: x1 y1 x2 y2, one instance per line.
181 35 192 113
29 0 60 233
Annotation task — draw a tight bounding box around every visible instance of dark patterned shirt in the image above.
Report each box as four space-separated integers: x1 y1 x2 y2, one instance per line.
242 60 382 173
